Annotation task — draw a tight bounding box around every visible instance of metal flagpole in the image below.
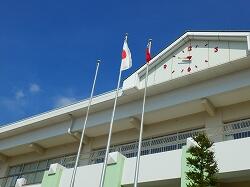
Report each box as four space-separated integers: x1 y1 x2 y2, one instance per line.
133 39 152 187
100 33 131 187
99 67 122 187
70 60 100 187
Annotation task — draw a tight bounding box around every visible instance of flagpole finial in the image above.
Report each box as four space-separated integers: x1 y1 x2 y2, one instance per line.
125 33 128 41
96 59 101 66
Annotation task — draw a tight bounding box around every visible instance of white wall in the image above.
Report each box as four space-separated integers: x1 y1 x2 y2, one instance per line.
3 100 250 178
138 40 247 88
215 137 250 174
59 150 182 187
59 163 102 187
122 149 182 185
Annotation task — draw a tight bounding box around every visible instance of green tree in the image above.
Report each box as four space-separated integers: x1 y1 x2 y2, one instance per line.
186 133 219 187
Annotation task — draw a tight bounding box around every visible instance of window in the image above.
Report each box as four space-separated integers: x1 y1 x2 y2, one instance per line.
90 128 205 161
2 154 74 187
224 118 250 140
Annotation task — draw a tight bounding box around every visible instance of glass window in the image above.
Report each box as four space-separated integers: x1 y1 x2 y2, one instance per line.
224 119 250 140
5 155 69 185
37 160 47 170
34 171 44 183
22 163 37 173
7 165 22 176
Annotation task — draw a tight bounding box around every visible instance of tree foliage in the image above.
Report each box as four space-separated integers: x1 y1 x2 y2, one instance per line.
186 133 219 187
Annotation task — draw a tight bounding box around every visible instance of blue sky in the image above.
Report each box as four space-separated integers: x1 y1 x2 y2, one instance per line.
0 0 249 125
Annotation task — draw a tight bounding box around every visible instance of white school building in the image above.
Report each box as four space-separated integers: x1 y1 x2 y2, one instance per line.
1 31 250 187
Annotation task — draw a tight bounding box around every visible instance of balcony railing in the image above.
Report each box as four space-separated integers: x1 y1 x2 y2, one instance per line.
0 128 205 187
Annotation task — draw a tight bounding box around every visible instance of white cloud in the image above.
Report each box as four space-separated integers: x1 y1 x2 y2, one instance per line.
0 96 26 113
15 90 25 99
29 83 40 93
54 96 77 107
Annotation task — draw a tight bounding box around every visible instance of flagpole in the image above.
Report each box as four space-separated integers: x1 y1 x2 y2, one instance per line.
133 39 152 187
99 68 122 187
70 60 100 187
99 34 129 187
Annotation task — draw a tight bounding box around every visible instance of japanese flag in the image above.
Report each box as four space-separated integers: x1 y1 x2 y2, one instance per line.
121 37 132 71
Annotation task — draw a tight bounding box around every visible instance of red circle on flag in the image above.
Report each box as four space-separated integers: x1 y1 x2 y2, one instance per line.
122 50 127 59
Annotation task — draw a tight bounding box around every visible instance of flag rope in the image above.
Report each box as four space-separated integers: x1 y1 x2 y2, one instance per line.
70 60 100 187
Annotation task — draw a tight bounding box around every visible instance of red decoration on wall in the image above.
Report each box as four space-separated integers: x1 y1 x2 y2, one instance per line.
187 67 191 72
214 47 219 52
163 64 167 69
186 55 192 60
188 46 192 51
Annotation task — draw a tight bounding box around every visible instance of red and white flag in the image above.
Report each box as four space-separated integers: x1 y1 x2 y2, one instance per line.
121 36 132 71
146 40 152 63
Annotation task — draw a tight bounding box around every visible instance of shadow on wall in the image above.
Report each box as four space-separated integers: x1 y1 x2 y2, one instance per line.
220 180 250 187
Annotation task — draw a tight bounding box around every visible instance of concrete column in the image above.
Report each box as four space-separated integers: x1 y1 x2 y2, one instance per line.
104 152 126 187
0 161 8 178
205 109 224 142
79 137 93 166
181 146 188 187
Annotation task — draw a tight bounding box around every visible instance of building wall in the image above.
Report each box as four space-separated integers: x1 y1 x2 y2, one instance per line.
1 100 250 178
222 100 250 122
59 163 103 187
122 149 182 185
58 137 250 187
92 112 206 149
0 112 206 177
